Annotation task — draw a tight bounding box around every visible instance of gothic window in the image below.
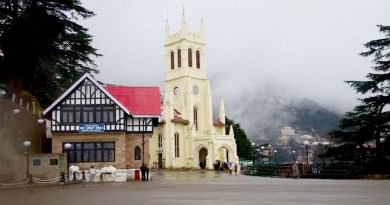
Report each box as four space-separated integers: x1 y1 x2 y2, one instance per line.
135 146 141 160
178 49 182 68
194 107 198 131
174 132 179 158
188 48 192 67
158 133 163 149
196 50 200 69
170 51 174 69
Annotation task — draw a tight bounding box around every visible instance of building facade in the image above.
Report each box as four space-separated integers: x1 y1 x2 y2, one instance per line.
149 14 239 169
43 74 160 170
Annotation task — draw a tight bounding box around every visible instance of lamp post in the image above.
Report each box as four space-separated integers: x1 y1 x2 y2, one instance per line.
64 143 72 179
23 141 31 183
274 150 278 163
260 146 265 164
292 150 296 162
304 141 310 165
251 142 255 175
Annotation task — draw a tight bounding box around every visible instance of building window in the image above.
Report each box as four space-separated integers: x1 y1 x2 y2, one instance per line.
49 158 59 166
135 146 141 160
170 51 174 69
188 48 192 67
63 142 115 163
178 49 181 68
174 132 179 158
60 105 115 125
194 107 198 131
32 159 41 166
196 50 200 68
158 133 163 149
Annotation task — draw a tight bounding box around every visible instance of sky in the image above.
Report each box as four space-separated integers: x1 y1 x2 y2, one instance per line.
79 0 390 137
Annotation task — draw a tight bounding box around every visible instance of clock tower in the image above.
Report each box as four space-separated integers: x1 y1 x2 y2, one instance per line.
150 12 238 169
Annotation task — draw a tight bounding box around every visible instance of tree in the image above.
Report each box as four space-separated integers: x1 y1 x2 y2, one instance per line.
0 0 100 107
328 25 390 163
225 116 252 160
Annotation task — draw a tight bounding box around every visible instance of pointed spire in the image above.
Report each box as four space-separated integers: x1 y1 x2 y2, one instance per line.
200 18 205 35
165 19 170 38
219 98 225 124
229 125 234 137
180 7 187 32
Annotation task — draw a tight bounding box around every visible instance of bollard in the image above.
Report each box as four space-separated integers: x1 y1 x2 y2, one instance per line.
60 171 65 183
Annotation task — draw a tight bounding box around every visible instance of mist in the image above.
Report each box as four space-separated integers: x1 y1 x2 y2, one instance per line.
78 0 390 141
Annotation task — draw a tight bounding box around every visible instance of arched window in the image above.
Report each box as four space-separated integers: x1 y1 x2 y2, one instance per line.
135 146 141 160
188 48 192 67
174 132 179 157
193 107 198 131
170 51 174 70
177 49 181 68
196 50 200 68
158 133 163 149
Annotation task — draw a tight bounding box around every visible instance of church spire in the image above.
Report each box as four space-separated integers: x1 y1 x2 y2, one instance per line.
180 7 187 32
219 98 225 124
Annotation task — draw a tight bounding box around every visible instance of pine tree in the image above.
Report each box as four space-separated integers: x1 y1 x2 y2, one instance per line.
225 117 252 160
0 0 101 107
328 25 390 163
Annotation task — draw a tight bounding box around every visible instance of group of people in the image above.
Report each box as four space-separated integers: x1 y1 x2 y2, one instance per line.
140 164 150 181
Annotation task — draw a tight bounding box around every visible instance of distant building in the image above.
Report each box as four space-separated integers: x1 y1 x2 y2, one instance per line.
43 74 161 169
282 126 295 136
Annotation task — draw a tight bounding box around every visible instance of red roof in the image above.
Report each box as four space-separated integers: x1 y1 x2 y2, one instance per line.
104 86 161 116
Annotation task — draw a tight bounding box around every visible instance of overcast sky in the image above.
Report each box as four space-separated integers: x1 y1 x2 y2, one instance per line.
80 0 390 115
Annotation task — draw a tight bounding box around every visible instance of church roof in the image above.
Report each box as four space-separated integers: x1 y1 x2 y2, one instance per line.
104 86 161 117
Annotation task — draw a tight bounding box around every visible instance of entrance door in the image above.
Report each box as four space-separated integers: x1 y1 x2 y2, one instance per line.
199 148 207 169
158 153 162 169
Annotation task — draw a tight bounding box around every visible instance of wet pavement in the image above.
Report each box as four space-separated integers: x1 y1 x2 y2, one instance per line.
1 170 390 205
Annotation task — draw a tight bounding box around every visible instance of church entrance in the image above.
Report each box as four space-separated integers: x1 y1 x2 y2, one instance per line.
158 153 162 169
217 147 229 163
199 148 207 169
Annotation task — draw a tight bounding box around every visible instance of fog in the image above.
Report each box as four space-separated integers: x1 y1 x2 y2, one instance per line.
79 0 390 139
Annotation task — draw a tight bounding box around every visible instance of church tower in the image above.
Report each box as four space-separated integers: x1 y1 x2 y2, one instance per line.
149 12 238 170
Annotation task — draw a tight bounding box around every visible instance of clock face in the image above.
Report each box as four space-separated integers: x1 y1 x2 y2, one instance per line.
192 86 199 95
173 87 179 95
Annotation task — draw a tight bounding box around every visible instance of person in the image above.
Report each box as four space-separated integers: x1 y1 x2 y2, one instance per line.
229 163 233 175
140 164 146 181
234 163 238 175
89 166 96 182
292 161 300 178
145 164 150 181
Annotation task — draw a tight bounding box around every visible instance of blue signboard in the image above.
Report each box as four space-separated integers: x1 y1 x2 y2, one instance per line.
79 124 105 133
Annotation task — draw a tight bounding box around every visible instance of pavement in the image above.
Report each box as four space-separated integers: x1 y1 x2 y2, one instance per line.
1 170 390 205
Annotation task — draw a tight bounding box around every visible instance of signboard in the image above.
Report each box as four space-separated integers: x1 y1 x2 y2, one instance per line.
79 124 105 133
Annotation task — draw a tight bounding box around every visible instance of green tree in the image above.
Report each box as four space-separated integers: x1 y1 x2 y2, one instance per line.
0 0 100 107
327 25 390 162
225 116 252 160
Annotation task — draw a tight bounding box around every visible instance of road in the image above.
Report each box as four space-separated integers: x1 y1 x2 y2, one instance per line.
1 170 389 205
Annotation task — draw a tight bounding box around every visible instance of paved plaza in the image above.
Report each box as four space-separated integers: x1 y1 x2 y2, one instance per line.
1 170 390 205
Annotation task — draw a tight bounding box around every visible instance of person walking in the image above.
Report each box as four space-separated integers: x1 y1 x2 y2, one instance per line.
229 163 233 175
145 164 150 181
292 161 300 178
89 166 96 182
140 164 146 181
234 163 238 175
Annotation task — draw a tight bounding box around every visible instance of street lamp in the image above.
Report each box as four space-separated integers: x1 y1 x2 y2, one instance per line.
64 143 72 179
37 118 45 124
292 150 296 162
274 150 278 163
304 141 310 165
260 146 265 164
23 141 31 183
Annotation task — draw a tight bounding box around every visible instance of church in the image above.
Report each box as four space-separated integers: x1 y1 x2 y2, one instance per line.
149 13 239 169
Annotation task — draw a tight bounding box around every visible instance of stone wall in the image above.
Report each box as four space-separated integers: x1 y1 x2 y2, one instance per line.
29 153 67 179
0 95 46 182
126 133 151 169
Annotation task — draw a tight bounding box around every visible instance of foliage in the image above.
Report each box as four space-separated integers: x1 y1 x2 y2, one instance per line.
225 116 252 160
0 0 100 107
327 25 390 163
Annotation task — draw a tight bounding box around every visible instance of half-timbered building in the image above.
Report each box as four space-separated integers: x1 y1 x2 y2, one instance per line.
43 74 160 169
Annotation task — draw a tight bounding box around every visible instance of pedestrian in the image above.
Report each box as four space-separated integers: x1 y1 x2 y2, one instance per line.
292 161 300 178
229 163 233 175
234 163 238 175
145 164 149 181
140 164 146 181
89 166 96 182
